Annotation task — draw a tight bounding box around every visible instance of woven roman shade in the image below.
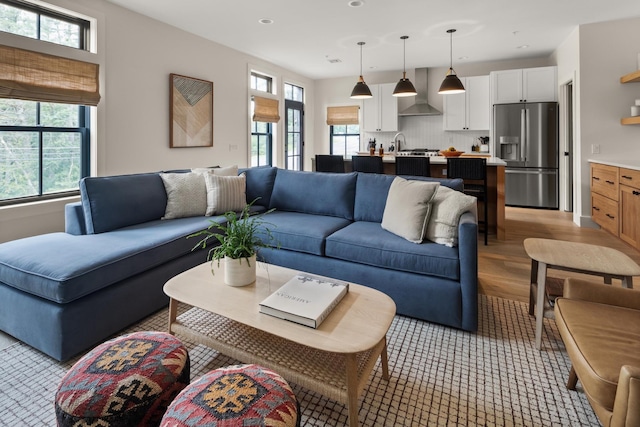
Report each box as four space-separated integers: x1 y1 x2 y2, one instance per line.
326 105 359 125
0 44 101 106
252 96 280 123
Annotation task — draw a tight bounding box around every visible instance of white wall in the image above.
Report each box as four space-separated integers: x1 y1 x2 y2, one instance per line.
0 0 313 243
552 28 581 221
576 17 640 226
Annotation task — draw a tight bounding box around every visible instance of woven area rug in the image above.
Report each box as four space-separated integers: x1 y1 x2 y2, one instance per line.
0 295 599 426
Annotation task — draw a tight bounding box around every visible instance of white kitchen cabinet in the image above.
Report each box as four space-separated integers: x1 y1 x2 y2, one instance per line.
491 66 557 104
363 83 398 132
443 75 490 131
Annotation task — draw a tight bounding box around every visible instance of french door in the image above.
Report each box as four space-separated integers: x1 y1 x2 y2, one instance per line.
284 84 304 170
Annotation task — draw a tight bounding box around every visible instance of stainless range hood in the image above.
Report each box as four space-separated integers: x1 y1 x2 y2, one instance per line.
398 68 441 116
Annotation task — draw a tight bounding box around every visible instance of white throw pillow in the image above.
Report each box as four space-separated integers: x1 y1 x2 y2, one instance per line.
192 165 238 177
426 186 477 247
204 173 247 216
160 172 207 219
381 177 440 243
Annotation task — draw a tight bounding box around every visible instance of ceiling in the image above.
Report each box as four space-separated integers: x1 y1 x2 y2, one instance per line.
105 0 640 80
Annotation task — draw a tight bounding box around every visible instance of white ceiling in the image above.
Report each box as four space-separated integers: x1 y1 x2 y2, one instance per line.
105 0 640 80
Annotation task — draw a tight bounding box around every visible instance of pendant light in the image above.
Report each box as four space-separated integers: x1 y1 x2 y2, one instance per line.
392 36 417 97
438 29 465 94
350 41 373 99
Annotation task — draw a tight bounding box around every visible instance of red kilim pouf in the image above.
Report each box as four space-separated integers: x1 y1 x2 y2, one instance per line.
55 331 190 426
160 364 300 427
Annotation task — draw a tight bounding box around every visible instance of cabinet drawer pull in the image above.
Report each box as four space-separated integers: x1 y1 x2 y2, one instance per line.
634 190 640 196
622 175 633 180
593 206 600 211
606 213 615 219
605 180 614 185
593 177 600 181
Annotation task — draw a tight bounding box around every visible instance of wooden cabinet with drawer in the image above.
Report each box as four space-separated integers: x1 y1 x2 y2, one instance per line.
619 167 640 248
591 163 619 235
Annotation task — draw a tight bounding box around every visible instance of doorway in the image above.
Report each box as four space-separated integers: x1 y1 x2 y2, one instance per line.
561 80 574 212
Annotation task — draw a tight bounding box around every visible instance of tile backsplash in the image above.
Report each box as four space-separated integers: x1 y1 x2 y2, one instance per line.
363 115 490 154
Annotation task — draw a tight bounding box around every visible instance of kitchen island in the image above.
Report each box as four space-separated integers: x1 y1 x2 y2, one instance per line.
324 154 506 241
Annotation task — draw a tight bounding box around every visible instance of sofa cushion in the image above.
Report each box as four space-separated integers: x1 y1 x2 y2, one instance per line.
203 173 247 216
555 298 640 413
0 216 221 304
325 221 460 281
426 186 477 247
160 172 207 219
80 173 168 234
257 211 351 256
354 173 464 223
240 166 277 208
269 169 357 220
381 177 439 243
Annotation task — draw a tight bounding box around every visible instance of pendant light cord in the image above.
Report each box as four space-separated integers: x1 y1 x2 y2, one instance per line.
359 42 364 76
447 29 455 71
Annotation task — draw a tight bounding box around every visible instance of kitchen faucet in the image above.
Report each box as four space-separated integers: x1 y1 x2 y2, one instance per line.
393 132 406 152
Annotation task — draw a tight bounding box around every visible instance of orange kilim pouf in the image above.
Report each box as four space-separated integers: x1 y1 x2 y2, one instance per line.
160 364 300 426
55 331 190 426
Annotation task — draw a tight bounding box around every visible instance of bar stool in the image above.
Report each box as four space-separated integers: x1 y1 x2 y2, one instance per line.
447 157 488 245
315 154 345 173
395 156 431 177
351 155 384 174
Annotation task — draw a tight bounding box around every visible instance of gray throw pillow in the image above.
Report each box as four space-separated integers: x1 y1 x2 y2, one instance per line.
160 172 207 219
381 177 440 243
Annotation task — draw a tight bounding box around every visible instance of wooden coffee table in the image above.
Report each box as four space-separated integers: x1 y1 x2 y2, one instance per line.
163 262 396 427
524 238 640 350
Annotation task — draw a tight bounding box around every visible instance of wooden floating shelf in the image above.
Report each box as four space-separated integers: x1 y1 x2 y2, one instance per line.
621 116 640 125
620 70 640 83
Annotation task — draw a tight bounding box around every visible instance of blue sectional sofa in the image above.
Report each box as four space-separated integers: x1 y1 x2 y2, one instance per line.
0 166 477 361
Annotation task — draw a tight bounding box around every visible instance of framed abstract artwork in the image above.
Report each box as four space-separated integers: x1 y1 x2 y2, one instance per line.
170 74 213 148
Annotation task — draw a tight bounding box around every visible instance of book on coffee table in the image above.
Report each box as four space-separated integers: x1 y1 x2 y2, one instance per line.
259 273 349 328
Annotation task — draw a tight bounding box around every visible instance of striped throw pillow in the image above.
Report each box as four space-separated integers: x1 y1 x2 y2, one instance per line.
204 173 247 216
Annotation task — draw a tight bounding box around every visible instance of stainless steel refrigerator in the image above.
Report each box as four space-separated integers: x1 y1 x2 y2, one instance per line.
493 102 559 209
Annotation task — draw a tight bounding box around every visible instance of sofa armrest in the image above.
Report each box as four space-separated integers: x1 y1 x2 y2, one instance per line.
611 365 640 427
458 210 478 331
563 277 640 311
65 202 87 235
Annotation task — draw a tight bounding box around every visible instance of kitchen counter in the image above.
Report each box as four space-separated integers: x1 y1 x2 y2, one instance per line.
588 158 640 171
352 153 507 166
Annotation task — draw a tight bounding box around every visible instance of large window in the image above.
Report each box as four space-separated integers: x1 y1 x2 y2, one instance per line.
0 100 89 204
0 0 89 50
0 0 92 205
250 72 274 167
330 125 360 156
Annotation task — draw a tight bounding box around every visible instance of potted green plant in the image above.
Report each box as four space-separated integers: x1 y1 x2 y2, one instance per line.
189 200 275 287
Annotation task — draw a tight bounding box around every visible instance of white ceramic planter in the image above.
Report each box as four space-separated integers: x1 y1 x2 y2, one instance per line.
223 255 256 287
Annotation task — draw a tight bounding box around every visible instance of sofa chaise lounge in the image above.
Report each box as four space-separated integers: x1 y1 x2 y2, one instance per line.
0 166 477 361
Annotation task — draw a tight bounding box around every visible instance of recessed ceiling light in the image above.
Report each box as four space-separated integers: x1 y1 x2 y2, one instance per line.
348 0 364 7
458 56 469 60
517 44 530 49
258 18 274 25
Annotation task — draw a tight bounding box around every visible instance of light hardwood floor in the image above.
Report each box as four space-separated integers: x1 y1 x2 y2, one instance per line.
480 207 640 303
